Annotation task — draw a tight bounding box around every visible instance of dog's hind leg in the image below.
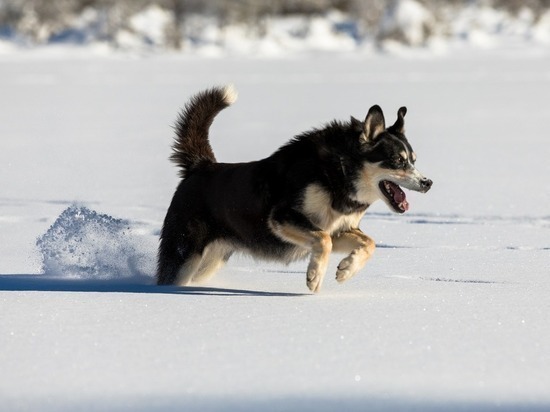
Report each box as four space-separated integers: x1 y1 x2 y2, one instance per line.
156 242 183 285
157 238 203 286
174 253 203 286
332 228 376 283
191 241 233 284
157 217 207 286
269 208 332 293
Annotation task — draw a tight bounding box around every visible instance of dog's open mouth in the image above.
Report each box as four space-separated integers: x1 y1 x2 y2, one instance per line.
379 181 409 213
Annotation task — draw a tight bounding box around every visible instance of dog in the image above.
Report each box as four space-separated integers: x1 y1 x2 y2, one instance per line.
157 85 432 292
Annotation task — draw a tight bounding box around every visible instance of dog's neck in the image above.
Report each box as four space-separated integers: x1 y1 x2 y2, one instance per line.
333 195 369 215
323 157 370 214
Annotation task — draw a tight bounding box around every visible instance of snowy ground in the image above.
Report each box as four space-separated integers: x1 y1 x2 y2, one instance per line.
0 48 549 411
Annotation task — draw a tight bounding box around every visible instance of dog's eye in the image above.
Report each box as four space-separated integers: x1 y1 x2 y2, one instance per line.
394 157 405 167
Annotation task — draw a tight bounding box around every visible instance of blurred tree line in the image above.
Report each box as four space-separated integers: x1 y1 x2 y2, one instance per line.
1 0 549 47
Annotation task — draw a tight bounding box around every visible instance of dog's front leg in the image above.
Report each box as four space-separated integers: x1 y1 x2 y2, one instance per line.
269 209 332 293
332 228 376 283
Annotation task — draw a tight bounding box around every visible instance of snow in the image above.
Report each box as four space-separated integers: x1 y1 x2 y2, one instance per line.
115 5 174 51
533 9 550 44
379 0 435 47
36 205 154 279
2 2 550 56
0 48 549 411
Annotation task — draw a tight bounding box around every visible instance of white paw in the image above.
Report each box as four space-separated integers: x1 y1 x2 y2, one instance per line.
306 252 329 293
336 254 361 283
307 269 323 293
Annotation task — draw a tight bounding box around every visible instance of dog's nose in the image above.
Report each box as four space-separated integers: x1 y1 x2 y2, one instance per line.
421 178 433 191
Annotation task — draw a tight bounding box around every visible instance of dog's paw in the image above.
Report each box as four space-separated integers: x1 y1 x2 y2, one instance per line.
336 254 361 283
306 269 323 293
306 253 329 293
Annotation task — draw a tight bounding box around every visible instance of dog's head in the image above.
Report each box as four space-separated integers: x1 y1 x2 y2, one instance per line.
351 105 432 213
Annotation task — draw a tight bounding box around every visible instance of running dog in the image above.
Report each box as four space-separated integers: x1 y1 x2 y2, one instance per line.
157 85 432 292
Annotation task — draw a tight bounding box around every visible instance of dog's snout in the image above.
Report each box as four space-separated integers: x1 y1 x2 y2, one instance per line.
420 178 433 191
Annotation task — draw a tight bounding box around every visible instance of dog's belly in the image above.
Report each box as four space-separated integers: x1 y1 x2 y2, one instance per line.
229 230 311 264
245 245 310 264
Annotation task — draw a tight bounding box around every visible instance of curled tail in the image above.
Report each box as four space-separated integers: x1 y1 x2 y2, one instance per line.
170 85 238 178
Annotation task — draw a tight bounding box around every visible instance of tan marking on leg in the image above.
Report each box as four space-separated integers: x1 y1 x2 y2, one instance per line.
175 253 203 286
269 220 332 293
306 231 332 293
332 229 376 283
191 241 232 283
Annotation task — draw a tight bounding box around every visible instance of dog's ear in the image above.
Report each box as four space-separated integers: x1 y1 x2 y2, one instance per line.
389 106 407 134
361 105 385 143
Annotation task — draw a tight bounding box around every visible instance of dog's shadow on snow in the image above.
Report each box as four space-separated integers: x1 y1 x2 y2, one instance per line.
0 275 308 297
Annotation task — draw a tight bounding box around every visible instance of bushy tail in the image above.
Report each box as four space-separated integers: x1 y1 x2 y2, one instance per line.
170 85 238 178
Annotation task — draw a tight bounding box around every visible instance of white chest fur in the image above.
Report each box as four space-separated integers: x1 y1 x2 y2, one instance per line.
301 184 364 235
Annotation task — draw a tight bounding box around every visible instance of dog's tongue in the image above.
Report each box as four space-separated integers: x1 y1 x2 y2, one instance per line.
389 182 409 211
393 188 405 203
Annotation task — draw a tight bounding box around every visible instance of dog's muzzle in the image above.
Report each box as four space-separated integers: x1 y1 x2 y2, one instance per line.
419 177 433 193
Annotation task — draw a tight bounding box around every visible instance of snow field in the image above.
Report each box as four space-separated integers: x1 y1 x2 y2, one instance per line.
0 51 549 411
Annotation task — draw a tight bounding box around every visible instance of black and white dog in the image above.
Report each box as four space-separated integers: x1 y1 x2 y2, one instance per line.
157 85 432 292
